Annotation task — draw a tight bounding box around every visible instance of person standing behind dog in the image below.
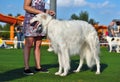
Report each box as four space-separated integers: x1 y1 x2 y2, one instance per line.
15 22 24 49
23 0 55 75
108 21 115 37
107 20 117 51
114 21 120 37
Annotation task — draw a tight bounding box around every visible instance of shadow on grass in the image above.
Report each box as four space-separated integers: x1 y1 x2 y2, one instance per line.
43 59 108 76
0 60 107 81
70 60 108 74
0 67 26 81
0 64 59 81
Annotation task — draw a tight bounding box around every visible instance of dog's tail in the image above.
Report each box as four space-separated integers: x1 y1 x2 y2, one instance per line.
85 32 100 68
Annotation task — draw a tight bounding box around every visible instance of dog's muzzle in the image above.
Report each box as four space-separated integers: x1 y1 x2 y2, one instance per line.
30 21 43 33
36 24 43 33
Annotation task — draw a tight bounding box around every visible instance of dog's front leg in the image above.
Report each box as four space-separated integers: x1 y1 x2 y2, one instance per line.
60 49 70 76
116 45 120 53
55 53 63 75
109 44 112 52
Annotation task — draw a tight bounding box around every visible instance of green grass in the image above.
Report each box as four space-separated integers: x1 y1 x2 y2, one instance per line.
0 46 120 82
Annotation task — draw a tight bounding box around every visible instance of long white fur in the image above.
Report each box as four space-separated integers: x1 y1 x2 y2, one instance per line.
30 13 101 76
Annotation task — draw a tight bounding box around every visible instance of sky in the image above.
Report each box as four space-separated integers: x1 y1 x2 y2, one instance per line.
0 0 120 26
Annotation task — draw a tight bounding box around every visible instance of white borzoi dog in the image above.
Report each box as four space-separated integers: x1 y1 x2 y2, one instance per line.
104 35 120 53
30 13 100 76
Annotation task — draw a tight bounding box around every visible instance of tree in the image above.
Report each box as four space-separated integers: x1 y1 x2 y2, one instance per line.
0 24 3 30
16 13 21 18
70 11 98 25
88 18 99 25
8 14 12 16
0 13 12 39
0 13 18 39
1 24 10 39
79 11 89 22
71 14 79 20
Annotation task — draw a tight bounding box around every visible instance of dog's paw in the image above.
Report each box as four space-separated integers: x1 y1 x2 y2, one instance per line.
95 71 100 74
73 70 80 73
60 73 67 76
55 72 61 75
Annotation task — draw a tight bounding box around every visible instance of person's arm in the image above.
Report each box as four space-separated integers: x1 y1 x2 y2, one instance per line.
24 0 55 15
114 30 119 34
114 26 120 34
111 29 115 36
23 0 43 14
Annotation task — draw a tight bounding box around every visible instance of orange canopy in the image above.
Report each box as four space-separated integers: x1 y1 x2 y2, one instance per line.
0 13 24 25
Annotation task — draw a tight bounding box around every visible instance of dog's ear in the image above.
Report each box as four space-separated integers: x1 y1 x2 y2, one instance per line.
41 14 47 20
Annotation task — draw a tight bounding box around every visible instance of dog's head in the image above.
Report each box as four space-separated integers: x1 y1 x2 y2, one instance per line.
30 13 52 34
30 13 52 26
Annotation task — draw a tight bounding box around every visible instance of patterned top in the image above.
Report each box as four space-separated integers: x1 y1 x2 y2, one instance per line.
23 0 45 37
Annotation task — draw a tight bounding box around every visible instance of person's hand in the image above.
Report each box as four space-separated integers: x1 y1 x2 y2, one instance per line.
47 10 55 16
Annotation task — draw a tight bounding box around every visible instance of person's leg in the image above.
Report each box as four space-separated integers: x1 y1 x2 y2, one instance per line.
0 42 7 48
33 36 42 69
3 42 7 48
23 37 34 70
17 33 21 49
34 36 49 72
21 33 25 49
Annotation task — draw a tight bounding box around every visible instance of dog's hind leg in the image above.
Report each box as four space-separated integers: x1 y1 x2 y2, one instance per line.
74 55 84 73
94 55 100 74
86 33 100 74
73 44 86 73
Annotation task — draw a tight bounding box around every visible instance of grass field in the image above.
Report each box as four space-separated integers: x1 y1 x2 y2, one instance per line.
0 46 120 82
